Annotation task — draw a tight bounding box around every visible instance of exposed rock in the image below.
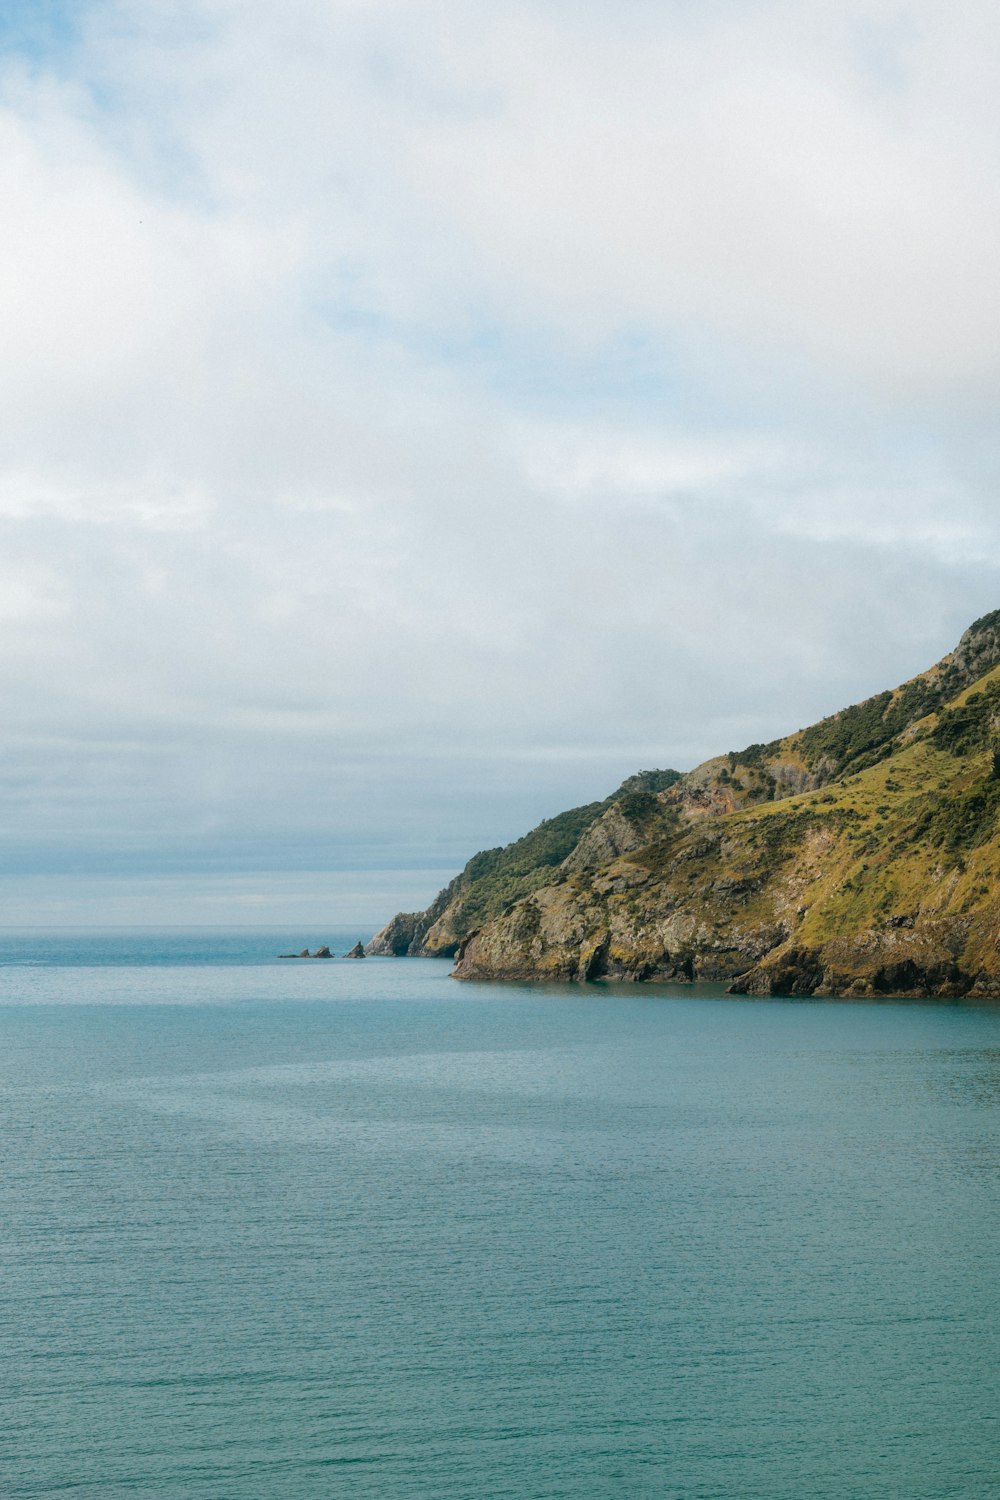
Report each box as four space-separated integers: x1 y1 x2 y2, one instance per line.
366 911 425 956
561 795 678 874
944 609 1000 692
344 942 366 958
728 947 826 997
371 612 1000 999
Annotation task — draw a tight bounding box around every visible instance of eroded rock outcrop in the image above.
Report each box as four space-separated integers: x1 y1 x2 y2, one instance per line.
371 610 1000 999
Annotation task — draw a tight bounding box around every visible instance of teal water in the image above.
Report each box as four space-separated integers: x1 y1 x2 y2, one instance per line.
1 931 998 1498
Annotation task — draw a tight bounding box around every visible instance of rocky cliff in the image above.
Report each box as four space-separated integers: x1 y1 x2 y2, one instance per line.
368 611 1000 998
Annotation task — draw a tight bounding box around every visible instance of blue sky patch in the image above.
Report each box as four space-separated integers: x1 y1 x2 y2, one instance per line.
0 0 89 66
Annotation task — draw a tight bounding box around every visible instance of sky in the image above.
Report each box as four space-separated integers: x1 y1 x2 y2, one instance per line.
2 0 1000 926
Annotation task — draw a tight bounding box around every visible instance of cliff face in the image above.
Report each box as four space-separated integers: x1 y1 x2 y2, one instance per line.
366 770 681 958
369 611 1000 998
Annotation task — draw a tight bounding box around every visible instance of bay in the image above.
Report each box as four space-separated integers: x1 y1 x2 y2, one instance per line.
1 930 998 1498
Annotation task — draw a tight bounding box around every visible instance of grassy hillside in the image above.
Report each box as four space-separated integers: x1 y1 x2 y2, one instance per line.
366 770 681 955
370 614 1000 996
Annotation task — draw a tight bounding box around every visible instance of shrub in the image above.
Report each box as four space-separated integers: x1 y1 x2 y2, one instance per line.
797 676 942 779
911 775 1000 852
932 682 1000 757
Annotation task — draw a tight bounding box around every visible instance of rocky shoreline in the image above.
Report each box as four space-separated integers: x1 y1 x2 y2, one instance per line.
368 612 1000 1001
278 943 366 959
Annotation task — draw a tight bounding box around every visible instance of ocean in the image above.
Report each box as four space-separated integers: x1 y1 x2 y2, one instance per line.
1 929 997 1498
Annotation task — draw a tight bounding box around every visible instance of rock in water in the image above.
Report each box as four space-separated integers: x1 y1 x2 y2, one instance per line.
344 942 366 958
370 607 1000 998
314 945 332 958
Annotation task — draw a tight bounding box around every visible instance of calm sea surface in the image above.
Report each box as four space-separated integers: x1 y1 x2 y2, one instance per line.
1 929 998 1499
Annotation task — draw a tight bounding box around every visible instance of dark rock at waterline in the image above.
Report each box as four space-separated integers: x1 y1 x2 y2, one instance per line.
278 946 333 959
344 942 366 958
378 609 1000 999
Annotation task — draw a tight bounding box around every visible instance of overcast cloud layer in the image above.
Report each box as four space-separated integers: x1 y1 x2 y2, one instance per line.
2 0 1000 924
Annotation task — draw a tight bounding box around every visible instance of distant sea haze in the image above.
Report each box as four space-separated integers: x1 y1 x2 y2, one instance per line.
2 930 997 1498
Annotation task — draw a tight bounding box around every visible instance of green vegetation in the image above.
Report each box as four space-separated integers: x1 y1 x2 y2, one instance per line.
419 769 682 941
754 806 845 858
614 768 682 795
383 611 1000 994
931 681 1000 756
967 607 1000 637
453 778 688 937
451 799 609 935
911 773 1000 852
616 790 673 826
727 670 947 789
796 676 941 777
729 741 780 769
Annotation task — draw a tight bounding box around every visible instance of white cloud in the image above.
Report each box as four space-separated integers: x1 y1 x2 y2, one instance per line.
0 0 998 914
